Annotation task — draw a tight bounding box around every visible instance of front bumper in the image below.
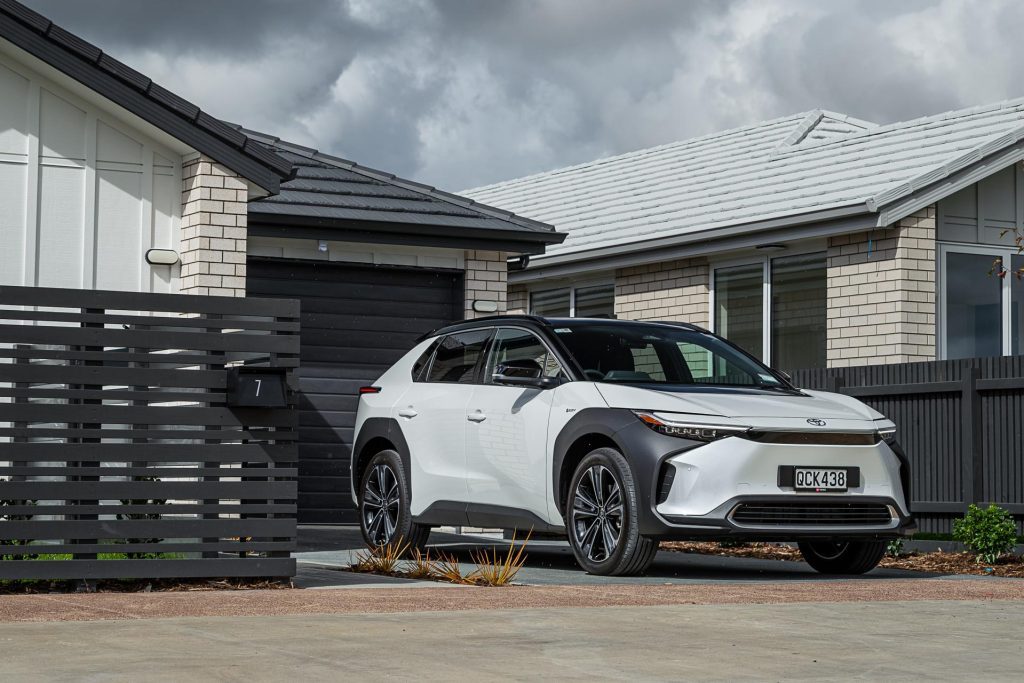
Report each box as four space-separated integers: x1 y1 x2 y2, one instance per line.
609 419 916 540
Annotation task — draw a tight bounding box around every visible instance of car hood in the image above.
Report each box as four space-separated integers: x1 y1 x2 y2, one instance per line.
595 383 883 422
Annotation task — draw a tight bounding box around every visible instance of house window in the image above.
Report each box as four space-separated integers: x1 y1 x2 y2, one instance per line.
712 251 827 370
940 246 1023 359
529 284 615 318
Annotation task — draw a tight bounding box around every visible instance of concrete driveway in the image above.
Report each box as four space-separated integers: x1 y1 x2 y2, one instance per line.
294 525 948 588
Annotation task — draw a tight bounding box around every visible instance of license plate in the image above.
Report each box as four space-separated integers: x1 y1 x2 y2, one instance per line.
794 467 848 491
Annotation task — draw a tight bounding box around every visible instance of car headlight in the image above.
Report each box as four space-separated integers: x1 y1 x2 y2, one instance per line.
633 411 750 442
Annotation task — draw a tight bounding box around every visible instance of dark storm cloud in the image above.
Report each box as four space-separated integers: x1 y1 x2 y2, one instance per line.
19 1 1024 190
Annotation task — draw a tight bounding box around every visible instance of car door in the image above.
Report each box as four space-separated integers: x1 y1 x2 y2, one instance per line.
396 328 492 514
464 327 561 523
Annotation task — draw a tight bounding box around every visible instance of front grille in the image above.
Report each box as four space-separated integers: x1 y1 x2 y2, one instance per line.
730 502 894 527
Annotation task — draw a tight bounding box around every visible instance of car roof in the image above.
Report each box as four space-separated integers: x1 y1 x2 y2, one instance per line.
422 315 708 340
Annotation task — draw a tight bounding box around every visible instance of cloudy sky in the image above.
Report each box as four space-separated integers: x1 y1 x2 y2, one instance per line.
23 0 1024 191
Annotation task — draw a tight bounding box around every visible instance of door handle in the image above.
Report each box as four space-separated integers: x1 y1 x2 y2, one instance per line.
398 408 418 419
467 411 487 423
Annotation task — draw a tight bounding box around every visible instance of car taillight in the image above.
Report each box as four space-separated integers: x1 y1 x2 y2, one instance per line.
359 386 381 395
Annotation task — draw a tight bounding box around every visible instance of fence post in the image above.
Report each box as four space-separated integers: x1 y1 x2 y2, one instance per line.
826 374 845 394
960 366 983 508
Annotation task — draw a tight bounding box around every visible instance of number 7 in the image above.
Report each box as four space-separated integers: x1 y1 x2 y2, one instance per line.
255 379 262 396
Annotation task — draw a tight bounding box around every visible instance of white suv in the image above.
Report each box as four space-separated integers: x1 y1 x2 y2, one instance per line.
352 316 914 576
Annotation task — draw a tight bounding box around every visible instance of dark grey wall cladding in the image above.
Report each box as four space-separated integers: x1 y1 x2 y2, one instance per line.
792 356 1024 535
0 285 300 581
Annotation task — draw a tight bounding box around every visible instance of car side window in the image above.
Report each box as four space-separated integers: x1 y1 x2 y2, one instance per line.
411 340 439 381
485 328 564 382
426 330 492 384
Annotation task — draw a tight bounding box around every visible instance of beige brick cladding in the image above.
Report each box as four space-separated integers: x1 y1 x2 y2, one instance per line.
464 250 508 319
614 257 709 325
508 284 528 315
179 155 249 297
826 205 936 367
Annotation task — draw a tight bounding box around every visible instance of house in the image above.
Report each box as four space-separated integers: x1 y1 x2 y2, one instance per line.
0 0 563 524
464 105 1024 372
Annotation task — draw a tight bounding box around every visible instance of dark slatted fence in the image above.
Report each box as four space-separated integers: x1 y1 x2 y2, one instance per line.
792 357 1024 534
0 285 299 580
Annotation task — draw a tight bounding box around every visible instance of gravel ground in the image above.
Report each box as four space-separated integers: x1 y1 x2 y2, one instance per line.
1 578 1022 623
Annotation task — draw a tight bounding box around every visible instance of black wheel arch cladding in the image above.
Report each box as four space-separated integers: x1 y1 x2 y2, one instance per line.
552 407 703 523
352 417 412 500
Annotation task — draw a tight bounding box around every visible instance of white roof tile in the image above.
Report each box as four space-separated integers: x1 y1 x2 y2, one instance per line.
464 99 1024 261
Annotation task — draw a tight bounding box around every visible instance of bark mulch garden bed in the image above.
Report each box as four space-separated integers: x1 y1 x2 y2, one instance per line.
661 541 1024 577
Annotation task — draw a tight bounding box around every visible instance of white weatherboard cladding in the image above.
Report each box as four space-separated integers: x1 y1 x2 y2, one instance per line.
0 52 181 293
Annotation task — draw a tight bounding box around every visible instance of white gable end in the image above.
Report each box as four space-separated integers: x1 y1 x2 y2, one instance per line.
0 50 181 293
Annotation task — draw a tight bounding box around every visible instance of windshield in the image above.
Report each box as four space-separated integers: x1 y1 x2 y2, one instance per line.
551 322 791 389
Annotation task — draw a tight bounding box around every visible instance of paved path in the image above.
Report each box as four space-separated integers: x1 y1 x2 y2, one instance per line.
2 600 1021 681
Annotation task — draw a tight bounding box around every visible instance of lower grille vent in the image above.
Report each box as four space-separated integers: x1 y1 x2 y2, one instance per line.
731 502 893 527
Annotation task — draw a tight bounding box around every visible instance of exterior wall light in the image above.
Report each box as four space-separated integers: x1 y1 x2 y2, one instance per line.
145 249 179 265
473 300 499 313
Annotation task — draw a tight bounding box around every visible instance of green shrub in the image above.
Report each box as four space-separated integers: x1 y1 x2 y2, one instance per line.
953 504 1018 564
886 538 904 557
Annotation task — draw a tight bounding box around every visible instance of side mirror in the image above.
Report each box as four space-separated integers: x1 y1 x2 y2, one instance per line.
774 369 793 382
492 359 557 389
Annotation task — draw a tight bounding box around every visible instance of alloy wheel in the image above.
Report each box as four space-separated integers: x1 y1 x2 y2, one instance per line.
571 464 623 562
362 463 400 546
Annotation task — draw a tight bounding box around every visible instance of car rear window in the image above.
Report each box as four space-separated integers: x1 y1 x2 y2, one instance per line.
426 329 492 384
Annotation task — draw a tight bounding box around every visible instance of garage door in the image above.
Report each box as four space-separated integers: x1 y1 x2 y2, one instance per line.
248 258 464 524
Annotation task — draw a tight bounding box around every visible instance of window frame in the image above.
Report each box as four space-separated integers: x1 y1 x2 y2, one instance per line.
422 328 495 385
937 242 1017 359
483 325 567 385
708 247 827 367
528 278 615 318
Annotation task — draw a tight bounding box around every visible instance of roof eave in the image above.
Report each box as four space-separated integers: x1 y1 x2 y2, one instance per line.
248 211 565 255
0 2 292 193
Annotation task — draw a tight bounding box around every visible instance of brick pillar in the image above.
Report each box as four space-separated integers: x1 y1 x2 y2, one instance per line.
464 250 508 319
179 154 249 297
826 205 937 367
507 284 528 314
614 257 709 326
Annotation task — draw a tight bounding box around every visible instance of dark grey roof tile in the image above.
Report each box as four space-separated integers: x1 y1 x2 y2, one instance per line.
0 0 49 32
97 54 150 92
47 24 101 63
147 82 200 121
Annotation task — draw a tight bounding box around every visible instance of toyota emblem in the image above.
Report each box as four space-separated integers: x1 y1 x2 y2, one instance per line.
806 418 827 427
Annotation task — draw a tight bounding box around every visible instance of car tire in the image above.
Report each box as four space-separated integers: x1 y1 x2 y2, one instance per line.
566 447 658 576
798 540 887 574
358 449 429 552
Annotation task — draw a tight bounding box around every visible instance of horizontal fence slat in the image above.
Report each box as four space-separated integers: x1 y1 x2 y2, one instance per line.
0 364 227 388
0 308 300 331
0 323 300 354
0 541 297 557
0 466 297 478
0 387 227 403
842 381 962 397
0 442 296 462
0 427 297 441
0 558 296 581
0 480 296 501
1 403 297 428
977 377 1024 391
0 503 296 516
0 284 299 318
0 518 297 540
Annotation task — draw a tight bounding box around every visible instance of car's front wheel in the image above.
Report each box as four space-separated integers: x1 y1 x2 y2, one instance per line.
358 449 429 552
566 447 658 576
798 540 886 574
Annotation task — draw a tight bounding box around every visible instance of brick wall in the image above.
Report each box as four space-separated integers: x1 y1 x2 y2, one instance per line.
464 250 508 319
826 205 936 367
614 257 709 325
508 284 528 315
179 154 249 297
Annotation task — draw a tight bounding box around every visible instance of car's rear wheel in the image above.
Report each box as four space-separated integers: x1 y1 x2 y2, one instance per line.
359 449 429 552
798 540 886 574
566 447 658 576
